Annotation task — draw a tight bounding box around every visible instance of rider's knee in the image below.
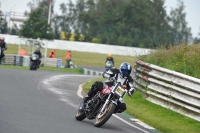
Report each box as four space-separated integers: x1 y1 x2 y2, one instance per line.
115 102 126 113
119 102 126 111
91 81 103 91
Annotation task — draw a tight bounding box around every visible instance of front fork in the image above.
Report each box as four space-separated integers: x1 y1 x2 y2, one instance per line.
99 94 117 113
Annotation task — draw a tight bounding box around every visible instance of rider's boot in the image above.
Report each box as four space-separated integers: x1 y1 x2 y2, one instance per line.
83 85 97 103
83 96 90 103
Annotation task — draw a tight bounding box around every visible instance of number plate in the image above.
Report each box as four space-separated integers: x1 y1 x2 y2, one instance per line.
115 86 125 97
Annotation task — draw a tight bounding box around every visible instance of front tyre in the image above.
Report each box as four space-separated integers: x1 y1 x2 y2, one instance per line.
94 102 116 127
75 110 86 121
30 62 33 70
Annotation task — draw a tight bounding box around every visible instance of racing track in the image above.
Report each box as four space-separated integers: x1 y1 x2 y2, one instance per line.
0 68 154 133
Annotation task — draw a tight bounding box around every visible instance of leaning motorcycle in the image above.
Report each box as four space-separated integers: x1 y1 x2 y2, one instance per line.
75 82 131 127
30 54 39 70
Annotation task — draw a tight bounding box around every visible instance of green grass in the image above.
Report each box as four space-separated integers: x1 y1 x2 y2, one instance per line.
5 44 136 67
138 44 200 78
82 78 200 133
0 65 83 74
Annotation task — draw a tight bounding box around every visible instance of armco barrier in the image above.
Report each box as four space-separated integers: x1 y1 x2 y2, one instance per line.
44 58 57 67
3 54 15 65
133 59 200 122
43 58 62 68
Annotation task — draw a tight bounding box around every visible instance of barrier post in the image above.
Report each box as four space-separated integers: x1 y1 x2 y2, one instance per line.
57 59 62 68
14 55 20 66
23 56 30 66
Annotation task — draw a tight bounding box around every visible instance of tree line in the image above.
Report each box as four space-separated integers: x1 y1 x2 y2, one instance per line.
0 0 200 48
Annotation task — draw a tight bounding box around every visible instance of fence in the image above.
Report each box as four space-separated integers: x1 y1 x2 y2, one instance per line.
2 54 62 68
44 58 62 68
2 54 16 65
133 59 200 122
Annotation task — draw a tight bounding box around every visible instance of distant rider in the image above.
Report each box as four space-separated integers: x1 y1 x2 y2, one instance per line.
33 48 42 68
105 54 114 66
83 62 134 113
0 36 7 64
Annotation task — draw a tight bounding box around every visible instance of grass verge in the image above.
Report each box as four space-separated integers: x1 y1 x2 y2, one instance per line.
138 44 200 78
82 78 200 133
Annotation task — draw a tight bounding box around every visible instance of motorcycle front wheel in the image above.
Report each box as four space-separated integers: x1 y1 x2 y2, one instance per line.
30 62 37 70
94 102 116 127
30 62 33 70
75 109 86 121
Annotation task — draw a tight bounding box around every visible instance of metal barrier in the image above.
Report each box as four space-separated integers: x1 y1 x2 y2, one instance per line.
44 58 58 67
3 54 16 65
133 59 200 122
2 55 62 68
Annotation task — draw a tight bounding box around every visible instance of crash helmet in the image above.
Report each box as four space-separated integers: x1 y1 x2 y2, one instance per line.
107 54 112 58
36 47 40 52
119 62 132 78
0 36 4 41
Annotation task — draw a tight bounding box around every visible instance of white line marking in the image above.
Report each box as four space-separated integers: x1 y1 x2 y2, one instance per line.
38 74 91 108
113 114 150 133
78 83 150 133
130 118 155 129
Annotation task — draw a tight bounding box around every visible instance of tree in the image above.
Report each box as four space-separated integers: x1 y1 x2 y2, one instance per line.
168 0 192 45
194 27 200 44
0 10 8 34
49 0 192 48
19 8 54 40
10 23 18 35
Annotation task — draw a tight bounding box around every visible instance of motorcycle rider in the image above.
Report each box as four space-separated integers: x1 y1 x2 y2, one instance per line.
33 48 42 68
0 36 7 64
83 62 134 113
105 54 114 66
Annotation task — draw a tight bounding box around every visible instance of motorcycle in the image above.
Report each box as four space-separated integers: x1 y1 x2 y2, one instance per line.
105 60 113 71
65 59 75 68
75 81 131 127
30 54 39 70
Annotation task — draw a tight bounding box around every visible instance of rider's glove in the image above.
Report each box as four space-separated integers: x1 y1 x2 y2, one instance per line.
103 73 110 79
128 88 134 97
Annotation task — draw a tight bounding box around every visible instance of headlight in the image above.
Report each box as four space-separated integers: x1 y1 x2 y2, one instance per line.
32 57 36 60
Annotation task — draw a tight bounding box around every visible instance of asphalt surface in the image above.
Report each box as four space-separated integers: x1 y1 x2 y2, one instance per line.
0 68 154 133
77 65 105 72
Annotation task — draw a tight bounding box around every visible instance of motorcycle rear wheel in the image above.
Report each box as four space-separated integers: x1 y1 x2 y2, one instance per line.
75 110 86 121
94 102 116 127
